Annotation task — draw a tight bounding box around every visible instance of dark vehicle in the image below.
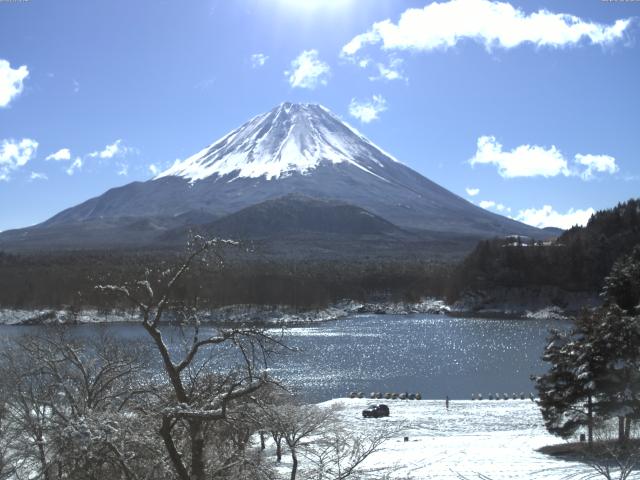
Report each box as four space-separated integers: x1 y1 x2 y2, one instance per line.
362 404 390 418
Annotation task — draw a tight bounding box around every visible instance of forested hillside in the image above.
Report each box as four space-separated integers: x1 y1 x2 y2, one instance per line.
447 199 640 301
3 199 638 312
0 249 451 310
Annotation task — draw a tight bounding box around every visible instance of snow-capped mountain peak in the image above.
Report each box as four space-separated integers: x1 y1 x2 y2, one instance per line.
0 102 545 252
156 102 401 183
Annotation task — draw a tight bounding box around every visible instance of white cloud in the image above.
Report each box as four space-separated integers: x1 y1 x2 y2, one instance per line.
342 0 631 57
515 205 595 229
29 172 48 181
0 59 29 108
285 50 331 89
0 138 38 181
73 79 80 93
369 58 406 82
251 53 269 68
466 187 480 196
470 135 569 178
478 199 510 212
148 164 159 176
117 163 129 176
89 139 130 159
66 157 83 176
348 95 388 123
45 148 72 162
469 135 618 180
575 153 618 180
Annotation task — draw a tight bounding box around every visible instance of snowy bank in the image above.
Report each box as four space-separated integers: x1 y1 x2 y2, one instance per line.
273 399 592 479
450 287 600 320
0 308 141 325
354 298 450 316
0 304 354 326
0 298 450 326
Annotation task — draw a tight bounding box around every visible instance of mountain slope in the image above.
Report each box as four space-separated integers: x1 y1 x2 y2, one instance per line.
0 102 544 252
194 194 404 238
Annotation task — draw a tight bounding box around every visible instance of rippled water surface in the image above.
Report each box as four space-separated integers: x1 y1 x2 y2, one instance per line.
266 314 566 401
0 314 566 402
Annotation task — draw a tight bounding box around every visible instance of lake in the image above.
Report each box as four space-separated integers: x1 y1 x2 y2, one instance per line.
0 313 565 402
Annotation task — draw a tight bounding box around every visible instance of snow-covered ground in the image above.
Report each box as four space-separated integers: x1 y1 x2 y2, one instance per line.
0 299 450 326
276 399 592 479
0 308 141 325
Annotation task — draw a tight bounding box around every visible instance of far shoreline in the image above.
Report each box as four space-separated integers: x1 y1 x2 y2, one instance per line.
0 296 581 326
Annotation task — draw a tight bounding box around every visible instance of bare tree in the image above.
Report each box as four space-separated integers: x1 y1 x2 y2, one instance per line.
0 378 18 480
259 402 335 480
0 329 163 480
1 335 64 479
584 447 640 480
98 237 284 480
302 422 403 480
255 393 403 480
572 425 640 480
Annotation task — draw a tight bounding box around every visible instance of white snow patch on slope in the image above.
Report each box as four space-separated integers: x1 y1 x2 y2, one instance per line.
155 103 401 183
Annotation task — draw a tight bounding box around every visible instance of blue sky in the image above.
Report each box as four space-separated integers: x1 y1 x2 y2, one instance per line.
0 0 638 231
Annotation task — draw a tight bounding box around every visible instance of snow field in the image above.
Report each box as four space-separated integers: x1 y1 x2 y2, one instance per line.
303 399 592 479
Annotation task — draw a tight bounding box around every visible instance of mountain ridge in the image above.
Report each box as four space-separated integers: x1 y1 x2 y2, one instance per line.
0 102 546 254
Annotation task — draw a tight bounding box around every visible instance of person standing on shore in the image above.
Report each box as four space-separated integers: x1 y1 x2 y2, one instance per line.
446 395 450 410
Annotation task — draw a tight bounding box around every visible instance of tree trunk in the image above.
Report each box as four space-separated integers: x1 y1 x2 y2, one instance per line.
290 448 298 480
143 323 188 402
190 420 206 480
160 416 190 480
587 395 593 447
37 434 50 480
625 417 632 441
260 431 266 450
273 434 282 462
618 416 625 443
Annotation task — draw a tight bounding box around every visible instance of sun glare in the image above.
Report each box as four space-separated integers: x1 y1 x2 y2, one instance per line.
276 0 354 12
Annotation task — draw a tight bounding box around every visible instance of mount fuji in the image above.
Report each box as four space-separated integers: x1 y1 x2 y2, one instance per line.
0 103 544 256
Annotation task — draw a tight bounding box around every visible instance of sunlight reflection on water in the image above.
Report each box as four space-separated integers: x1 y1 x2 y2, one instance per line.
266 314 568 402
0 313 567 402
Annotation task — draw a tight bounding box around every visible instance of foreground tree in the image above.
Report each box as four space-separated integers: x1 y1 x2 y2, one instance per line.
534 327 597 445
0 379 17 480
586 308 640 443
536 246 640 447
253 388 401 480
593 246 640 443
581 438 640 480
99 237 283 480
0 330 164 480
259 400 334 480
301 422 403 480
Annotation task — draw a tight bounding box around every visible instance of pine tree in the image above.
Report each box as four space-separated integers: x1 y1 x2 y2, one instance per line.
602 245 640 314
534 328 596 444
536 245 640 445
594 246 640 442
587 307 640 443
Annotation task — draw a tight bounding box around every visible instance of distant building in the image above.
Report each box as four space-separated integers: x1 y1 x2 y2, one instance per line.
502 235 562 248
503 235 532 247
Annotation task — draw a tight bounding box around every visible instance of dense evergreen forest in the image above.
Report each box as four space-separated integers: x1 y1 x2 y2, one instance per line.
1 198 638 311
447 199 640 301
0 249 451 310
